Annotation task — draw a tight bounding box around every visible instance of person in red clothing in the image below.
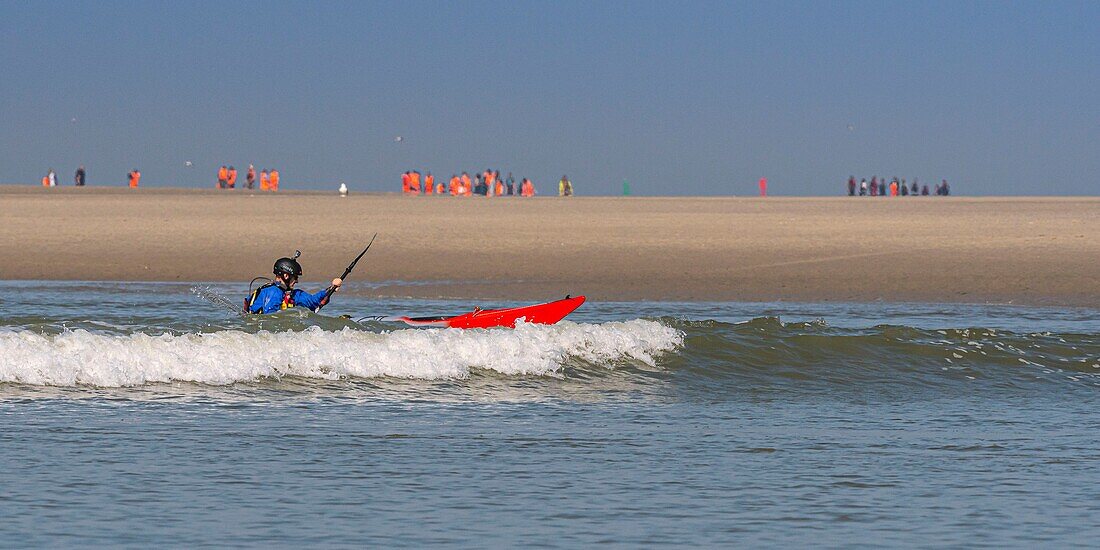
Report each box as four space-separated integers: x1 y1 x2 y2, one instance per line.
758 177 767 197
269 169 280 192
129 169 141 188
410 171 421 195
425 172 434 195
401 171 411 194
227 166 237 189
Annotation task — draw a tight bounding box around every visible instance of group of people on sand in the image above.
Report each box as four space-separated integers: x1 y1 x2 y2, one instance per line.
41 166 88 187
41 166 142 188
218 165 280 191
847 176 951 197
401 169 538 197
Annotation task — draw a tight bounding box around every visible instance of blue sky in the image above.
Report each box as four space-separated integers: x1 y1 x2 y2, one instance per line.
1 0 1097 194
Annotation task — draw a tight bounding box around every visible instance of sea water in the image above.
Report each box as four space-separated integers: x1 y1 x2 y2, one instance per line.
1 281 1099 546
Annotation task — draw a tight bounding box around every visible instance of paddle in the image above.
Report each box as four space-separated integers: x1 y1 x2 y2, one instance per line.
318 233 377 310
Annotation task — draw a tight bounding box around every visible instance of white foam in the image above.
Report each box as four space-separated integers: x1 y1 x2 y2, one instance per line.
0 320 682 387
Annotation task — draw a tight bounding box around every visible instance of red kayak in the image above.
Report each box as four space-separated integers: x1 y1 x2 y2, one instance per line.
365 295 585 329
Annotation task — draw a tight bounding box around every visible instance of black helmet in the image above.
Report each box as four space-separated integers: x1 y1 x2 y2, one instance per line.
274 252 303 278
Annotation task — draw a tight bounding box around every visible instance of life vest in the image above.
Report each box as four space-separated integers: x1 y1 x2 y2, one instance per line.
270 171 279 191
260 173 270 190
42 176 49 187
219 167 228 181
425 175 434 194
245 282 297 313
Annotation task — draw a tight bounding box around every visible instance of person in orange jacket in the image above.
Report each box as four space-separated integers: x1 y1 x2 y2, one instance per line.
129 169 141 188
889 179 899 196
269 169 280 192
494 170 504 196
218 166 229 189
260 169 270 191
424 172 434 195
227 166 237 189
401 171 411 194
484 170 495 197
246 165 256 189
410 171 421 195
460 172 471 196
448 174 459 196
521 178 535 197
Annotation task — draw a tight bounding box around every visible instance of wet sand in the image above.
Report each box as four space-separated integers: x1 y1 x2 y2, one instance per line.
2 186 1098 307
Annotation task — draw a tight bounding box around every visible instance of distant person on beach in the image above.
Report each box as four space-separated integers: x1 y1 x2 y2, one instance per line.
859 178 867 196
247 165 256 189
890 179 898 196
218 166 228 189
42 174 49 187
260 169 270 191
244 254 342 314
869 177 878 196
401 171 410 194
270 169 280 192
521 178 536 196
227 166 237 189
848 176 856 196
410 171 421 195
128 169 141 188
75 166 86 186
878 180 886 196
461 172 472 196
425 172 434 195
47 169 57 187
911 181 919 196
758 177 766 197
921 184 930 195
940 179 950 196
560 175 574 196
900 181 909 196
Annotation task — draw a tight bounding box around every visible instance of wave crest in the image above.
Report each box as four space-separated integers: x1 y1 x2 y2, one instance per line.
0 320 683 388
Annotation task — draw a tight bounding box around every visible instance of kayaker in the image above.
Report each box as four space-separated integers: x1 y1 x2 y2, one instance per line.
245 253 342 314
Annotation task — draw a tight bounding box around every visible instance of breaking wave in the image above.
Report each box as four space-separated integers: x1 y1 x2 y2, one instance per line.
0 320 682 387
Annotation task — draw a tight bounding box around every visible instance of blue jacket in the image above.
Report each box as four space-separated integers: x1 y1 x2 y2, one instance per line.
246 283 330 314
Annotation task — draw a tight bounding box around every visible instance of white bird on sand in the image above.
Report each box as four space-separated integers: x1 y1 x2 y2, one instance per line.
339 182 348 196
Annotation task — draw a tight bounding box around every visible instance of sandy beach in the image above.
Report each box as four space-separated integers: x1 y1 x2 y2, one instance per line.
1 186 1097 307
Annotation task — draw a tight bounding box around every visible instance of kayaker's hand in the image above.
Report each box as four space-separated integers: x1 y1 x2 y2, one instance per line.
332 278 342 289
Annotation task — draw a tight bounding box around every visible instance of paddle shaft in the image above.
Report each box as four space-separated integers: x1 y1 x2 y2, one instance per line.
319 233 377 308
